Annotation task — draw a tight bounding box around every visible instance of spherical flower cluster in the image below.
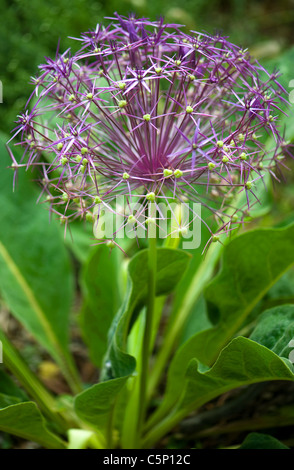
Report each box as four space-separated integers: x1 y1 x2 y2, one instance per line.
8 14 291 248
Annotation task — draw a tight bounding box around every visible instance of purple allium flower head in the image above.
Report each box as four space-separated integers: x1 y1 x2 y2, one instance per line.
8 14 292 248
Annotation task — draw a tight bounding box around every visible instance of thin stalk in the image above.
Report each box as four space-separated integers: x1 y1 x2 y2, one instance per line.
121 310 144 448
135 234 157 447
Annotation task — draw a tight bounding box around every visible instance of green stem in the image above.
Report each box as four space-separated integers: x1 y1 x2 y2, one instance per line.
135 235 157 447
147 239 223 400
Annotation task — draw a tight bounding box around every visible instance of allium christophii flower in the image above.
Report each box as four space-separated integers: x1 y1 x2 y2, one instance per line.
8 14 292 249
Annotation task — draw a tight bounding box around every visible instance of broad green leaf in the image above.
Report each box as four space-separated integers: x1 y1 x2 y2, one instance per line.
250 304 294 358
266 268 294 303
0 135 79 390
180 338 294 412
79 245 121 367
143 337 294 448
0 370 27 401
101 247 191 381
179 295 212 345
0 393 22 408
239 432 289 449
74 376 127 437
147 304 294 434
0 402 66 448
193 224 294 365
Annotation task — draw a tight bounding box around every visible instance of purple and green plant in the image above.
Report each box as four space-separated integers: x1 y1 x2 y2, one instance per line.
1 14 294 449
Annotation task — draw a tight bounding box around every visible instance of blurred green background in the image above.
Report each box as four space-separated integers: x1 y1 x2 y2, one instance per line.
1 0 294 135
